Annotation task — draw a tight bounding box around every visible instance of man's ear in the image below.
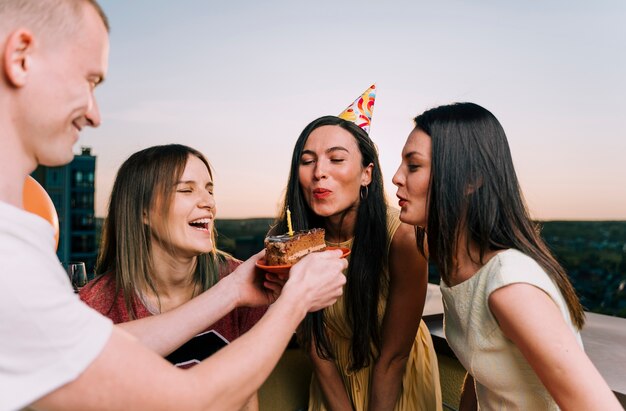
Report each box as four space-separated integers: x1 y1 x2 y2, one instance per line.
3 29 35 87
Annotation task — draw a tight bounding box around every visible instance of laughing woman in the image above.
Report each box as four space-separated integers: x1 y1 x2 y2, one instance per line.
80 144 267 409
392 103 621 410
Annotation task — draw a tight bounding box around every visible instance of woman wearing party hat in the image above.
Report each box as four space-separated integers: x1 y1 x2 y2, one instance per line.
269 85 442 410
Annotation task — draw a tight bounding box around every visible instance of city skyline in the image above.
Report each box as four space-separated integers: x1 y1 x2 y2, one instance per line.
80 1 626 220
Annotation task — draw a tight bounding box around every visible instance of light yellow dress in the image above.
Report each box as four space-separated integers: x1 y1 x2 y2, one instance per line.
440 248 583 409
308 208 442 411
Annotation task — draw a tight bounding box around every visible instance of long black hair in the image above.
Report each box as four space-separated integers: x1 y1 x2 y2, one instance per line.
414 102 584 329
270 115 388 370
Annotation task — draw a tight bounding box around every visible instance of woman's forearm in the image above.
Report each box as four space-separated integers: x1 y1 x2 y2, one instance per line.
310 353 353 411
369 223 427 410
369 354 409 411
458 373 477 411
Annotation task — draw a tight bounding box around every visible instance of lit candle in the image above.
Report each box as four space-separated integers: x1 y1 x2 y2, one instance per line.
286 206 294 236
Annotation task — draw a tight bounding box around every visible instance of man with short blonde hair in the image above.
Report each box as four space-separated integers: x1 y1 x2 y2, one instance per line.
0 1 347 410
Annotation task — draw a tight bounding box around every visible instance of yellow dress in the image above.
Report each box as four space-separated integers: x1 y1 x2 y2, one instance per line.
308 208 442 411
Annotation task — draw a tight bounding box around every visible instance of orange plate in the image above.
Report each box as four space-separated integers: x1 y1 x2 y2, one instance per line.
256 246 350 275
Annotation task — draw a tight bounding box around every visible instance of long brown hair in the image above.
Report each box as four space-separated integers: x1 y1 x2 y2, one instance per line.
95 144 229 319
414 103 585 329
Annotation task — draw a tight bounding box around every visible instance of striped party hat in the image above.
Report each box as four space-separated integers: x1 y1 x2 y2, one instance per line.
338 84 376 133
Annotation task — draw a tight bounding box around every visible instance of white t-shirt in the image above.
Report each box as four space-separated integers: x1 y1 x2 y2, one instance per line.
0 201 113 411
440 248 583 410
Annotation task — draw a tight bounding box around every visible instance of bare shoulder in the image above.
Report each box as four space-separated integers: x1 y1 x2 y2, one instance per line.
390 222 417 252
389 222 425 283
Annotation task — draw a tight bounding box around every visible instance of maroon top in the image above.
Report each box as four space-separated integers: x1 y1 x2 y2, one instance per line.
80 257 267 368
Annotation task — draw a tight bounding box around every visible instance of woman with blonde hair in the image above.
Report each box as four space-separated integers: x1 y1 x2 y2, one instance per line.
82 144 266 408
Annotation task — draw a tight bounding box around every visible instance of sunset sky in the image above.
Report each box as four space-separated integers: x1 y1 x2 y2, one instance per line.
82 0 626 220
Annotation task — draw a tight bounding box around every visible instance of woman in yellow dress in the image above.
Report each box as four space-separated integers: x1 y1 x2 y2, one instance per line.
270 88 442 410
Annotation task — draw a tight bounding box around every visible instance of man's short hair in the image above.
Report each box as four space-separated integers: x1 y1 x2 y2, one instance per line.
0 0 109 43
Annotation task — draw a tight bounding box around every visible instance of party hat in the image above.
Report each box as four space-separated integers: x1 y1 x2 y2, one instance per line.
338 84 376 133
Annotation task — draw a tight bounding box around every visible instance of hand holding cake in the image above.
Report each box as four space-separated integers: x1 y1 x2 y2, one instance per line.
280 248 347 313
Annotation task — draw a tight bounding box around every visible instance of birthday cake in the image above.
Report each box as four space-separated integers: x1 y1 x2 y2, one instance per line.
264 228 326 266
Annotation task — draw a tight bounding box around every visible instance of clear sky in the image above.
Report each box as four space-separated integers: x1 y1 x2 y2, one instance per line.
82 0 626 220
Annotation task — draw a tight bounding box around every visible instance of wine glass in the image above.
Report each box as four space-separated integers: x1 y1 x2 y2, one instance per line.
67 262 87 292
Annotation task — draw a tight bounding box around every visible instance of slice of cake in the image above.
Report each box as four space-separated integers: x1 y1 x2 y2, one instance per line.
264 228 326 266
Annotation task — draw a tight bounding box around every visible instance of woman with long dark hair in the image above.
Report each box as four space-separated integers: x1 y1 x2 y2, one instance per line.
392 102 620 410
271 114 441 410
